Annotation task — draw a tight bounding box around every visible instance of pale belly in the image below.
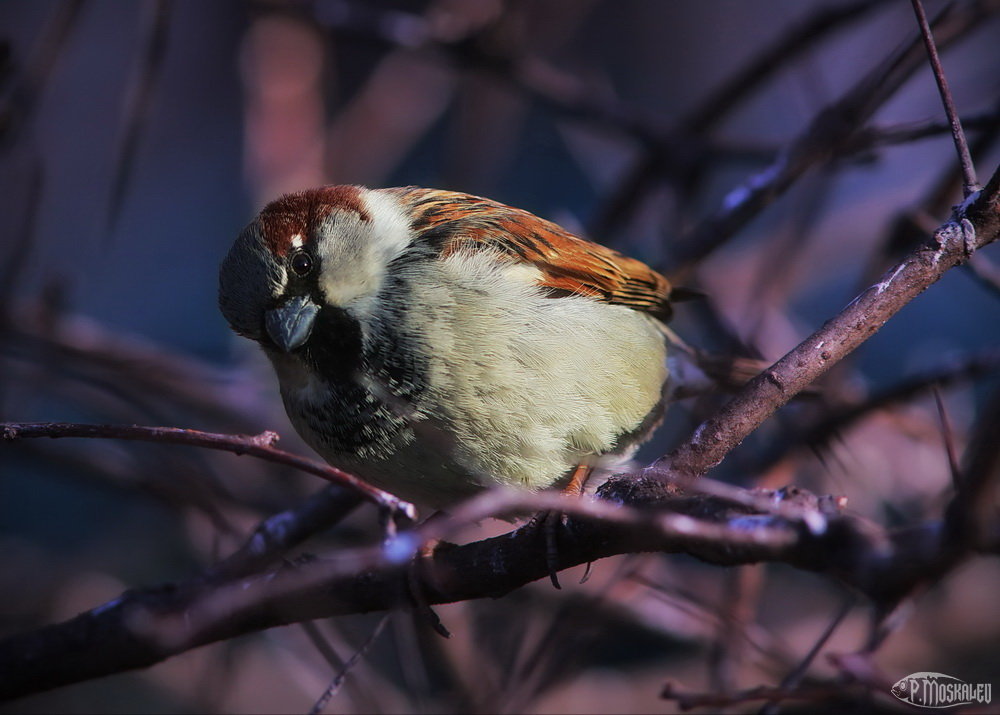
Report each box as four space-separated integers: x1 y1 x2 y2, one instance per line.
276 251 669 512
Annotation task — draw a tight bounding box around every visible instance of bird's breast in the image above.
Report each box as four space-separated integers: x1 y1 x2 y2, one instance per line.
275 301 431 461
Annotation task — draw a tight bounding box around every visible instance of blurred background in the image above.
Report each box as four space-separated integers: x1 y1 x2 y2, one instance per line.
1 0 1000 712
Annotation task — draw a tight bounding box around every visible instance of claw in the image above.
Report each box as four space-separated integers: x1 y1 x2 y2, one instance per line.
543 509 563 589
535 464 595 589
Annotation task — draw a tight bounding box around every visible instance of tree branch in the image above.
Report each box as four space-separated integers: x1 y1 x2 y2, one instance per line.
910 0 979 196
0 476 973 702
652 164 1000 481
203 485 364 583
0 422 413 520
590 0 892 240
669 0 997 272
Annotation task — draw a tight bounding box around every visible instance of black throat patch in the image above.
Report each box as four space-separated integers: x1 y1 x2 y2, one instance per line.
290 292 431 459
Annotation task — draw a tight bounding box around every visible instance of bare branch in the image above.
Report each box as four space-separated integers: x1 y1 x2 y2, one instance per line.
591 0 891 239
763 596 857 714
944 385 1000 546
748 348 1000 475
653 164 1000 481
0 474 970 702
204 485 364 583
310 0 659 145
670 1 996 272
308 616 388 715
844 110 1000 155
910 0 978 196
0 421 414 520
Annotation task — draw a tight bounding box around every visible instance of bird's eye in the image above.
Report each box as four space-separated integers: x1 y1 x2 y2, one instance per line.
290 250 313 277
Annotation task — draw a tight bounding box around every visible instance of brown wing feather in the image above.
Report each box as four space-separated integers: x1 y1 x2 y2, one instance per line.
390 187 674 321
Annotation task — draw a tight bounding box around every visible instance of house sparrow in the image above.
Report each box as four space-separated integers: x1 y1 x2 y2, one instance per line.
219 185 676 512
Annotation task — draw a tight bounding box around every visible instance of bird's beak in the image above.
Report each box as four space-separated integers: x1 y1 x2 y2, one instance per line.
265 295 319 353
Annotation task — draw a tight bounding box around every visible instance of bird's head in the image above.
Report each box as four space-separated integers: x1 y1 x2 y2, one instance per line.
218 185 412 354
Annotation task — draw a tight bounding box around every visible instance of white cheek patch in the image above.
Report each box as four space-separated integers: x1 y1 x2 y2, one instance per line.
320 258 380 306
364 190 416 263
316 191 416 310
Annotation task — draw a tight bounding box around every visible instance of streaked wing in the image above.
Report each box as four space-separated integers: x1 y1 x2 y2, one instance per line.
390 187 674 321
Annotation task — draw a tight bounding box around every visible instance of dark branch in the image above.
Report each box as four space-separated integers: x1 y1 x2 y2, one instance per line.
204 485 364 583
0 476 973 702
591 0 891 240
843 110 1000 155
747 348 1000 475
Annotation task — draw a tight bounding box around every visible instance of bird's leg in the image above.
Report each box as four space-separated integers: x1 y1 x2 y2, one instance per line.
563 463 593 498
539 464 593 590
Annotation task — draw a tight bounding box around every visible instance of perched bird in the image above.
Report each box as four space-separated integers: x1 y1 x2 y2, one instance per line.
219 185 677 512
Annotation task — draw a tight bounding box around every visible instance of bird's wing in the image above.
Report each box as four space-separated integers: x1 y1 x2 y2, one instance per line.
390 187 674 321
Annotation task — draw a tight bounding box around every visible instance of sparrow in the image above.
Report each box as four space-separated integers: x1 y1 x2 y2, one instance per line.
218 185 677 512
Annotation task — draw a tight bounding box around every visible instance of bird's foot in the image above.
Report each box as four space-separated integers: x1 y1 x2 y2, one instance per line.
532 464 594 589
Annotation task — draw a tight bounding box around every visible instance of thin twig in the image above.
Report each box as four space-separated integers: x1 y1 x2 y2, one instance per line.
932 387 962 490
0 421 414 519
944 386 1000 546
910 0 978 196
309 616 388 715
669 1 994 273
760 595 856 714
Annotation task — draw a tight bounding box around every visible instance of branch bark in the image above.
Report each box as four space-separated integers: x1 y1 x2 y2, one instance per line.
0 478 971 702
0 422 413 519
652 165 1000 481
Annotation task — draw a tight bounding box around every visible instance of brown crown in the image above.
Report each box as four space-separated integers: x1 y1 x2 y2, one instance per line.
258 185 371 257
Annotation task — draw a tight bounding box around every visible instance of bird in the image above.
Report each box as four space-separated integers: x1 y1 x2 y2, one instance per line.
218 185 678 513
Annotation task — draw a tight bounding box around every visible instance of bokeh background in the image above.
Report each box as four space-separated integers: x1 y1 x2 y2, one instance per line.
2 0 1000 712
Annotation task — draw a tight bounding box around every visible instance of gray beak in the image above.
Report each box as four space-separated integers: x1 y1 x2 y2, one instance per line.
265 295 320 352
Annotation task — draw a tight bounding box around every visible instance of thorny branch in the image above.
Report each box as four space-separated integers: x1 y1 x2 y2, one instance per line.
1 166 999 701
